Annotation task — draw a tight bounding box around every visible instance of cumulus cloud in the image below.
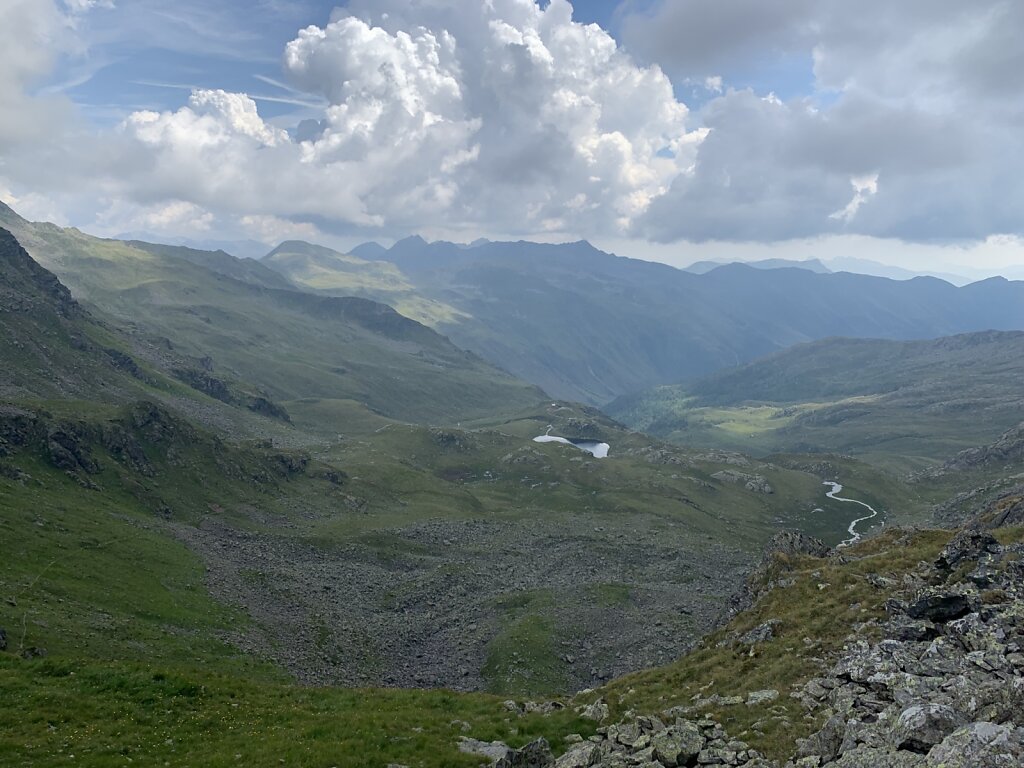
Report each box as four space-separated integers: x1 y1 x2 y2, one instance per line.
626 0 1024 242
109 0 701 236
0 0 74 152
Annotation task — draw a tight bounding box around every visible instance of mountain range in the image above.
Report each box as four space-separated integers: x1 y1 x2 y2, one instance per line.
260 234 1024 405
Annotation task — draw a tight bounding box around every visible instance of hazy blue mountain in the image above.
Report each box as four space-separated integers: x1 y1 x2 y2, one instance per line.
327 237 1024 405
684 257 832 274
824 256 971 285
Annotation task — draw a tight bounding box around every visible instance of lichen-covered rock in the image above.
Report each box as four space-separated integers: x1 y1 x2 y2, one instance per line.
891 704 966 753
494 738 554 768
924 722 1024 767
554 742 600 768
651 721 704 766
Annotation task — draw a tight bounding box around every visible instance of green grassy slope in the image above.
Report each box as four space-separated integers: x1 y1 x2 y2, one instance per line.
262 240 467 327
0 206 542 429
608 332 1024 471
0 406 592 768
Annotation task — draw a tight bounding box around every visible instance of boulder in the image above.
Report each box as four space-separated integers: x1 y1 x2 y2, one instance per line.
906 589 973 623
739 620 782 646
925 722 1024 767
746 690 779 706
459 737 514 763
554 742 600 768
891 704 966 753
577 698 609 722
796 716 845 763
935 531 999 571
495 738 554 768
651 721 704 766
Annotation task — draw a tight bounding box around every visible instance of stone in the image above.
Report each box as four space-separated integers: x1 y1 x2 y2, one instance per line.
887 617 939 642
739 620 781 645
891 704 966 753
578 698 610 722
796 716 845 763
651 721 704 766
745 690 778 706
494 738 554 768
459 737 514 763
925 722 1024 767
935 530 1000 571
830 745 926 767
0 627 6 651
554 742 600 768
906 589 973 623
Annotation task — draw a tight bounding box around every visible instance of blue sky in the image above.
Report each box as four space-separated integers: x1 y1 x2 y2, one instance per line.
52 1 638 123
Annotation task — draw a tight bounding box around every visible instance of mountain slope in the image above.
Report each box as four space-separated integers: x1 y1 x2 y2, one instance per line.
289 235 1024 405
0 205 542 427
608 331 1024 469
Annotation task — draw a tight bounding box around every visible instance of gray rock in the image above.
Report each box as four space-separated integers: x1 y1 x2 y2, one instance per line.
830 746 926 767
739 620 782 645
494 738 554 768
797 715 845 762
935 531 1000 571
578 698 610 722
892 704 966 753
906 589 973 623
925 722 1024 767
651 721 704 766
459 737 514 762
746 690 779 706
554 742 600 768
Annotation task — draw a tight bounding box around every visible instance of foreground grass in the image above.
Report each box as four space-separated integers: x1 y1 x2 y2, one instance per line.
0 658 592 768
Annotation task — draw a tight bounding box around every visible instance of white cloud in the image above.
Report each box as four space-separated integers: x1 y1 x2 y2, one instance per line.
0 0 74 151
625 0 1024 242
830 173 879 223
105 0 701 237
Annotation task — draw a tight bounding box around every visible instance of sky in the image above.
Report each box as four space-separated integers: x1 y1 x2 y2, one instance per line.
1 0 1023 277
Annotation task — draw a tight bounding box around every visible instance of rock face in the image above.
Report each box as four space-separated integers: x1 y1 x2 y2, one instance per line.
712 470 774 494
786 530 1024 768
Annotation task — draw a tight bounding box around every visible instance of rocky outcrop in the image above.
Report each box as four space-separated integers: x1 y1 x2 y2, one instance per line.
464 715 770 768
712 470 774 494
943 422 1024 471
785 529 1024 767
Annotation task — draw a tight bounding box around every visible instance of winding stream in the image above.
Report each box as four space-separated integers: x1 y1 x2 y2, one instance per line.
823 481 881 548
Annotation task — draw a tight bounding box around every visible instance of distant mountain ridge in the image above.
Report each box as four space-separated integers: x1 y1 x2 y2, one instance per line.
269 235 1024 405
608 330 1024 469
684 257 832 274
